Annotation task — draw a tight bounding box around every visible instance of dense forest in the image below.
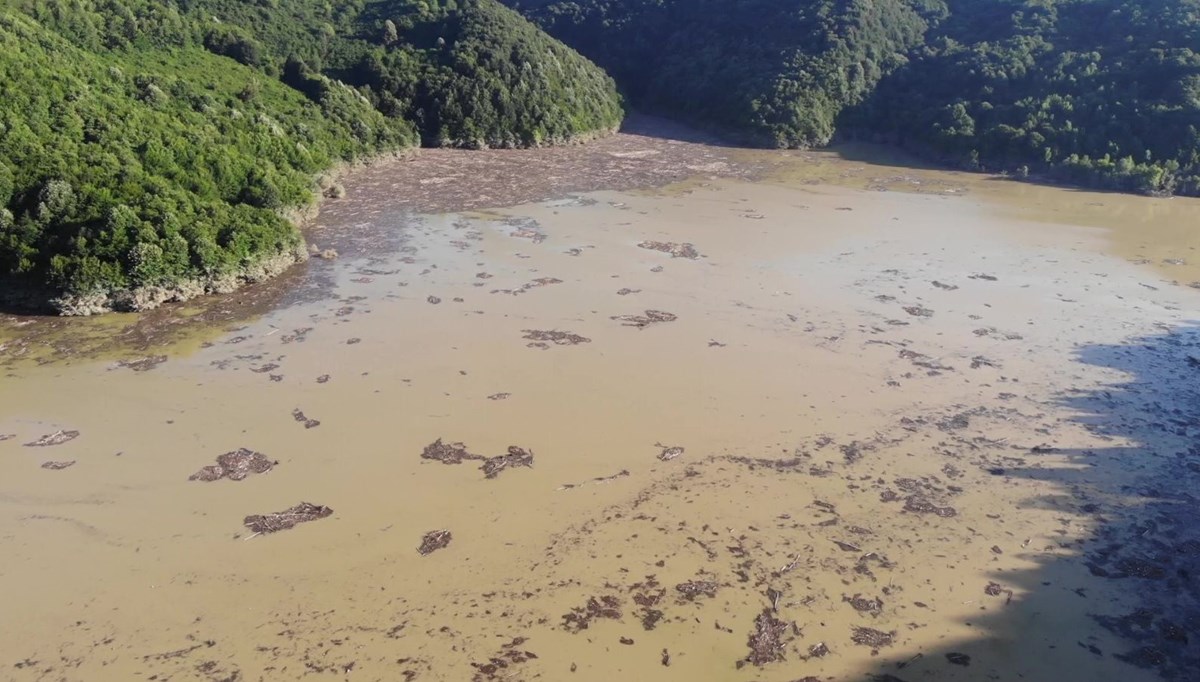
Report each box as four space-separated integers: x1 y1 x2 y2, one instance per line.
4 0 1199 313
847 0 1200 196
0 0 621 313
505 0 949 148
509 0 1200 195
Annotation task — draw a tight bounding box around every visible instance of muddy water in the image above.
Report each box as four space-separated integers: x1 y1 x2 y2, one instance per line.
3 137 1200 682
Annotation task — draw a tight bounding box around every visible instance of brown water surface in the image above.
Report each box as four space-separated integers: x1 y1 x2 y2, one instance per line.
3 129 1200 681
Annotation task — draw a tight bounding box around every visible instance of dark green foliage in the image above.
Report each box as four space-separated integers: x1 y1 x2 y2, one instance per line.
0 9 411 302
203 24 263 67
187 0 623 146
0 0 621 308
507 0 946 147
511 0 1200 195
359 0 625 147
845 0 1200 196
6 0 1197 311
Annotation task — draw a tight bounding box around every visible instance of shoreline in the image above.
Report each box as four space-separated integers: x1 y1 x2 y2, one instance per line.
8 112 1191 317
4 117 1199 368
1 120 657 317
0 149 420 318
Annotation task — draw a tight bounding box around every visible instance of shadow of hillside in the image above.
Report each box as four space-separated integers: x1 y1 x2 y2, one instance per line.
618 111 751 149
848 323 1200 681
833 135 1164 199
828 138 964 174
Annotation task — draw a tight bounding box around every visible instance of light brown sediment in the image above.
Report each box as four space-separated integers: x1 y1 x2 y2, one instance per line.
1 129 1199 681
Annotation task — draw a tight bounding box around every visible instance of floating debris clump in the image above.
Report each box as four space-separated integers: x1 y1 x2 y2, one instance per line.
25 430 79 447
418 530 452 555
638 241 700 259
190 448 276 482
243 502 332 535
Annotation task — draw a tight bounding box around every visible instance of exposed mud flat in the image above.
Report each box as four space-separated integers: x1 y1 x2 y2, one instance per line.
3 126 1200 681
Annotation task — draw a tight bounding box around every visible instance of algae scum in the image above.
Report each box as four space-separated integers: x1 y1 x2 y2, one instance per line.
3 137 1200 681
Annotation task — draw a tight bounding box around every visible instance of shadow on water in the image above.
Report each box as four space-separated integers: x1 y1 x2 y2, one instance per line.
617 111 752 149
848 323 1200 681
826 139 964 174
834 138 1169 199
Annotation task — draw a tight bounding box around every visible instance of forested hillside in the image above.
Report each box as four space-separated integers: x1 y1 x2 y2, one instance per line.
0 0 621 313
509 0 1200 195
506 0 949 148
4 0 1199 314
846 0 1200 196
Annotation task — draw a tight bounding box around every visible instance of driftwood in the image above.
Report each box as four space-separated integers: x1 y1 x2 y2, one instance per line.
843 593 884 615
422 439 482 465
418 530 452 555
421 439 534 479
492 277 564 296
985 581 1014 603
481 447 534 478
902 305 934 317
850 626 895 649
656 443 685 461
291 409 321 429
675 579 719 601
612 310 677 329
117 355 167 371
190 448 276 482
903 495 957 518
470 636 538 682
522 329 590 346
25 430 79 447
243 502 332 535
562 596 622 632
638 241 700 259
741 608 791 667
558 469 630 490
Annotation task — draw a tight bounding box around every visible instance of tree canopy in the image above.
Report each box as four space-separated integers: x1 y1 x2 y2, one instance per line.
5 0 1199 313
0 0 621 311
508 0 1200 194
507 0 947 148
846 0 1200 196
